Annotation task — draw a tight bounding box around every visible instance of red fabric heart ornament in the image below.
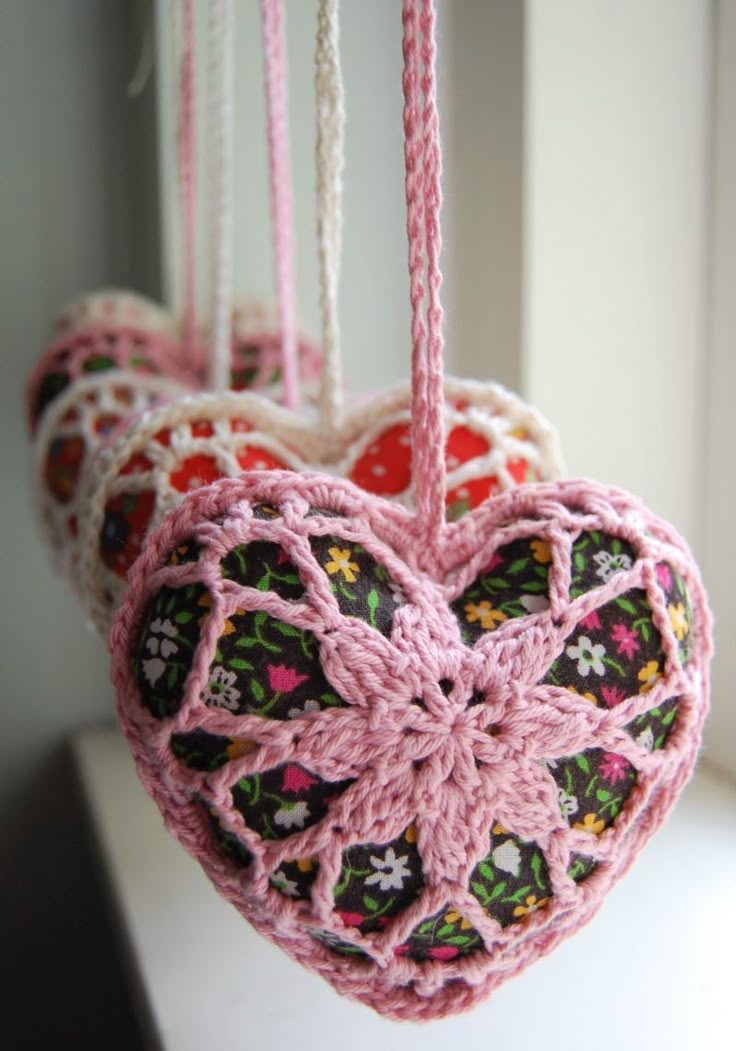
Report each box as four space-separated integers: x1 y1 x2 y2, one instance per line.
77 380 562 632
111 471 711 1020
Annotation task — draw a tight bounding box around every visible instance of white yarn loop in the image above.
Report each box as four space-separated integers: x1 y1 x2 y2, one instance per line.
208 0 235 392
315 0 346 434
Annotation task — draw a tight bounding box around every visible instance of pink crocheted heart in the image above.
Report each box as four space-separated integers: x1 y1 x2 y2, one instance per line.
112 471 710 1021
78 382 562 631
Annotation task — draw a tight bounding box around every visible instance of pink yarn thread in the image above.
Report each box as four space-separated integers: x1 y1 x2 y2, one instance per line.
261 0 300 411
111 473 712 1020
402 0 446 564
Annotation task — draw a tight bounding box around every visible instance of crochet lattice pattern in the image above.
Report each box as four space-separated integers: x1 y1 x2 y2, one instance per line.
112 471 710 1021
79 380 562 633
29 292 194 575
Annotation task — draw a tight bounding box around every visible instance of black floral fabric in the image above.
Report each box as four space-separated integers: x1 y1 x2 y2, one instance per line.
569 531 638 598
204 607 345 720
469 825 552 928
309 535 405 635
135 583 208 718
452 536 551 645
231 764 354 842
332 826 424 933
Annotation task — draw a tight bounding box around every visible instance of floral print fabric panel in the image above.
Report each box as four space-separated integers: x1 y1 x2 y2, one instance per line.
569 531 638 598
204 607 345 719
543 589 665 707
397 904 483 962
332 825 424 933
135 583 208 718
468 825 553 927
310 535 405 635
231 764 354 841
452 537 551 644
544 750 637 834
170 729 258 771
220 540 305 600
656 562 694 666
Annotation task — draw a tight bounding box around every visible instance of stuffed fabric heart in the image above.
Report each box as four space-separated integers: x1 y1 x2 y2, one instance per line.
29 291 325 578
112 471 710 1021
29 290 195 572
78 381 563 632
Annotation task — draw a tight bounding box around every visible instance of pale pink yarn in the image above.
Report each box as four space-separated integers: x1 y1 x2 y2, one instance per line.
111 472 711 1020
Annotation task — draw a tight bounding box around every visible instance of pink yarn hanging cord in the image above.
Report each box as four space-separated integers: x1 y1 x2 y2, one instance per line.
402 0 447 557
261 0 300 411
179 0 198 367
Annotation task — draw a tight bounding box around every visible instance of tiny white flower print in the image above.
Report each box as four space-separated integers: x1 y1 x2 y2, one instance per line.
146 617 178 658
593 550 633 583
365 847 412 892
566 635 607 677
520 594 550 614
271 870 299 897
142 657 166 687
635 726 655 752
288 699 322 720
540 757 559 771
557 787 579 817
492 839 522 877
274 801 311 830
142 617 179 685
202 666 241 710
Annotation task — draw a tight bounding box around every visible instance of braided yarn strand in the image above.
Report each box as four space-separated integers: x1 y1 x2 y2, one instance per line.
402 0 446 564
261 0 300 411
315 0 346 436
208 0 235 393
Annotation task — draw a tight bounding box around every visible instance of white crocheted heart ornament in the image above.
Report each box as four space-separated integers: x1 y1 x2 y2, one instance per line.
112 471 711 1021
77 380 562 632
29 290 195 574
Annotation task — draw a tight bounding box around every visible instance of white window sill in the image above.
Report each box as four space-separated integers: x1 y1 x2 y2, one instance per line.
73 725 735 1051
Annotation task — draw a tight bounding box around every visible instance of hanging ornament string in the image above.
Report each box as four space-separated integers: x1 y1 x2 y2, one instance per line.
402 0 446 556
314 0 346 435
208 0 235 392
178 0 199 368
261 0 300 411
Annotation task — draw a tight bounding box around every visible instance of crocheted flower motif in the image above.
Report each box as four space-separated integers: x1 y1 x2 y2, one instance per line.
80 379 561 633
114 473 710 1021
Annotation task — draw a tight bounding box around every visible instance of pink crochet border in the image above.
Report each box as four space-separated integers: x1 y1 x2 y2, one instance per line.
111 472 711 1021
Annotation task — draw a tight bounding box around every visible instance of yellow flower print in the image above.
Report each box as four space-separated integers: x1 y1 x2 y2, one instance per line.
531 540 552 564
324 547 360 582
638 660 661 694
464 600 507 631
197 592 244 634
574 812 606 836
513 894 549 918
669 602 689 642
296 857 315 873
445 909 473 930
405 824 417 844
492 822 508 835
569 686 598 706
168 544 192 565
225 737 258 760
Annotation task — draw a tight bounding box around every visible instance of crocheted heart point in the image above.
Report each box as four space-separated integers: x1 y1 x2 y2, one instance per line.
112 471 710 1020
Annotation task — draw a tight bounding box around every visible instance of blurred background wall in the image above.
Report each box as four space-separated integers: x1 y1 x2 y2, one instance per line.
0 0 728 1046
